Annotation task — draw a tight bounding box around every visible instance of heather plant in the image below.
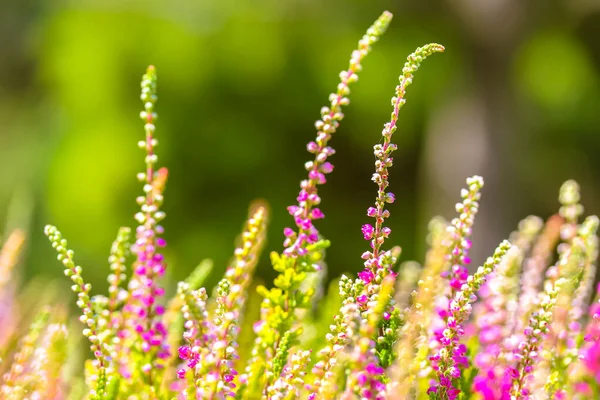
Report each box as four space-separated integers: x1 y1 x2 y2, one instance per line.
1 9 600 400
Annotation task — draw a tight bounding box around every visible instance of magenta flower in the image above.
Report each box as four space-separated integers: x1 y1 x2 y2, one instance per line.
362 224 375 241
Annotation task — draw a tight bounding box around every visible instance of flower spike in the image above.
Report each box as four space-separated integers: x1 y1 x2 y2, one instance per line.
429 240 511 399
240 12 394 398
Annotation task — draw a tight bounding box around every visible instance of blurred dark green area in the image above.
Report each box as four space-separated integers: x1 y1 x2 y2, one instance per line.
1 0 600 297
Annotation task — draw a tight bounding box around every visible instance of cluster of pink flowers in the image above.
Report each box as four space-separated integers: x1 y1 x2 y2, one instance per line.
471 217 542 398
582 300 600 382
119 67 171 381
2 10 600 400
429 241 512 398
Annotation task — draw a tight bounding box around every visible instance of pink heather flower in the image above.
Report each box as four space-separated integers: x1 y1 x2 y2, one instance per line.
287 205 301 216
358 268 375 284
357 294 368 304
308 170 325 184
449 277 462 290
308 170 326 184
297 190 309 202
574 382 592 396
283 227 295 237
307 141 318 153
362 224 374 240
178 345 191 359
473 375 496 400
311 208 325 219
357 372 368 386
366 363 384 375
321 162 334 174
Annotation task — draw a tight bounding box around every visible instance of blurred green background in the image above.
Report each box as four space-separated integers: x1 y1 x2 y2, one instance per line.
2 0 600 295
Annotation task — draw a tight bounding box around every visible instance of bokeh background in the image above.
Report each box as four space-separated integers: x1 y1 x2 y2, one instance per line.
2 0 600 295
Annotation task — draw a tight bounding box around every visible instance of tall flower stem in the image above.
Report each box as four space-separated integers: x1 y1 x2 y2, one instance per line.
283 11 393 259
509 278 564 399
360 43 445 277
429 241 511 399
127 66 170 381
43 226 111 398
239 12 393 398
201 205 268 399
